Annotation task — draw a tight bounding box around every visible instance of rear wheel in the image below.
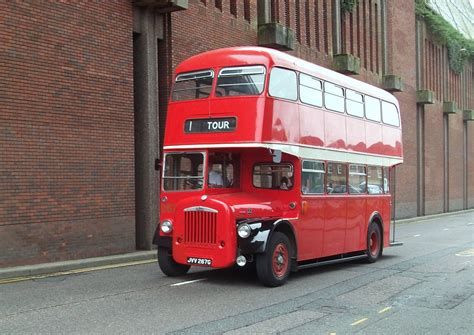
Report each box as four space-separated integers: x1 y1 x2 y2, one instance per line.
366 222 382 263
256 232 292 287
158 247 190 276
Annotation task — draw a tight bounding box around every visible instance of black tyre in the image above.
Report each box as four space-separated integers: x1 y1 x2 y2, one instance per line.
158 247 190 276
256 232 292 287
365 222 382 263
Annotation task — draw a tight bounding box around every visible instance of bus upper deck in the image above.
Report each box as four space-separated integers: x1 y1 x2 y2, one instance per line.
165 47 402 166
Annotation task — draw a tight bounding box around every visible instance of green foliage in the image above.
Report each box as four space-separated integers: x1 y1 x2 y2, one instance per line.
415 0 474 74
341 0 359 13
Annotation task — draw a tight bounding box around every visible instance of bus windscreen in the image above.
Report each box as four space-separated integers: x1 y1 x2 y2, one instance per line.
216 65 265 97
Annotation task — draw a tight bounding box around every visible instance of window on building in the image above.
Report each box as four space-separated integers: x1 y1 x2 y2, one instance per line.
269 67 297 101
324 82 345 113
381 101 400 126
216 65 265 97
215 0 222 11
244 0 250 22
367 166 383 194
346 89 364 117
365 95 381 122
299 73 323 107
253 163 294 190
349 164 367 194
172 70 214 101
230 0 237 16
301 160 325 194
327 162 347 194
163 153 204 191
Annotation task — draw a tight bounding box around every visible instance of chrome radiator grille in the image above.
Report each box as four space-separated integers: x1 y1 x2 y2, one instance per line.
184 207 217 245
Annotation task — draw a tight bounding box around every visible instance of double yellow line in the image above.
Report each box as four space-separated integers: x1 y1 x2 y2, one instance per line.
0 259 156 285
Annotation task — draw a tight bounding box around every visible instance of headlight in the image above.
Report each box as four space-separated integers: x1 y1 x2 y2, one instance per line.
160 220 173 234
237 223 251 238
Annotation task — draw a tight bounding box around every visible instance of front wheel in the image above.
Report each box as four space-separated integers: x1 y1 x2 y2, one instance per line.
158 247 190 276
366 222 382 263
256 232 292 287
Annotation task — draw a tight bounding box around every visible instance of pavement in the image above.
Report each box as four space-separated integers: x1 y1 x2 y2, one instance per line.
1 208 472 283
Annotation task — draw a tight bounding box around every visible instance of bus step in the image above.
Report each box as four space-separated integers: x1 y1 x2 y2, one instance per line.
389 241 404 247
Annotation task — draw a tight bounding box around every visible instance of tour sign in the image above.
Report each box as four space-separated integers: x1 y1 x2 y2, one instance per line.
184 117 237 133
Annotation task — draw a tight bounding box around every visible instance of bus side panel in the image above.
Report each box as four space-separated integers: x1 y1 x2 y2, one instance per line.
381 126 403 158
345 196 367 253
365 122 383 155
299 104 325 147
346 117 367 153
323 196 346 256
366 195 389 247
298 196 325 261
262 99 300 144
325 112 347 150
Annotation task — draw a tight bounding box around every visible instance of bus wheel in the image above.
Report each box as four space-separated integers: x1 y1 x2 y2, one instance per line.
158 247 190 276
366 222 382 263
256 232 291 287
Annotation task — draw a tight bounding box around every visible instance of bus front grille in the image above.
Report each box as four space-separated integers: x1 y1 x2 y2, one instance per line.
184 210 217 245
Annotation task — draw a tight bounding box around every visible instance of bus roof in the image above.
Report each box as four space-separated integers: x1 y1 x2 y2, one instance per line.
175 46 398 105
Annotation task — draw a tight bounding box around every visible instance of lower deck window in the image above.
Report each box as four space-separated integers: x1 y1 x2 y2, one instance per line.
301 160 325 194
327 163 347 194
349 164 367 194
367 166 383 194
253 163 294 190
163 153 204 191
208 152 240 188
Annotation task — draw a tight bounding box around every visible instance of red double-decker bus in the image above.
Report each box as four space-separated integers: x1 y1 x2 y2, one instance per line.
154 47 403 286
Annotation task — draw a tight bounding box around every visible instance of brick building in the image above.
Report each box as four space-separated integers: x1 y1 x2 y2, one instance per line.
1 0 472 267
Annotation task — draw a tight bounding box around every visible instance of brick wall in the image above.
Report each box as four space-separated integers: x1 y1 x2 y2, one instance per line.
0 1 135 266
1 0 472 267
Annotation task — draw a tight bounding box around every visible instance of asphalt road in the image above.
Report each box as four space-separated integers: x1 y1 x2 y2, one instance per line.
1 211 473 334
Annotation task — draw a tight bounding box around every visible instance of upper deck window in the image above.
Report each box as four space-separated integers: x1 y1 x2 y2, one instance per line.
269 67 297 101
299 73 323 107
381 101 400 127
324 82 345 113
172 70 214 101
216 65 265 97
346 89 364 117
365 96 381 122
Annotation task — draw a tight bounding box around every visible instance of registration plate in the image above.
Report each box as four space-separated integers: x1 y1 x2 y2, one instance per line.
187 257 212 266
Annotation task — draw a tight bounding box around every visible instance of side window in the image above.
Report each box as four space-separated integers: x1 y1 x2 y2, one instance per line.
327 162 347 194
253 163 294 190
301 160 325 194
269 67 297 101
299 73 323 107
346 89 364 117
349 164 367 194
381 101 400 126
324 82 345 113
365 96 381 122
383 167 390 193
367 166 383 194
